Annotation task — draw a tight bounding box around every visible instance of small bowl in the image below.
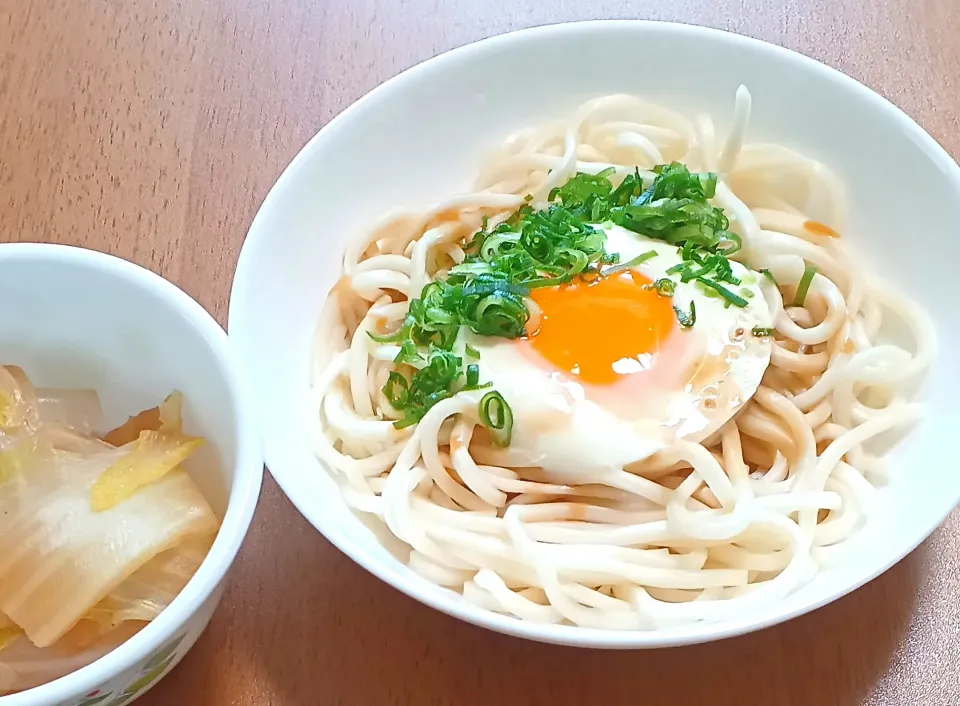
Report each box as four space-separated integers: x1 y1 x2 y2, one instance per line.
229 21 960 648
0 244 262 704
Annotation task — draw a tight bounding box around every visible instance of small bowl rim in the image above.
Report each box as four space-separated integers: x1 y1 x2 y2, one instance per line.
0 243 263 703
231 19 960 648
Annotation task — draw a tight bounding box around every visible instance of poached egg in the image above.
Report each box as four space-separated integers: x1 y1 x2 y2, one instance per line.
468 224 774 478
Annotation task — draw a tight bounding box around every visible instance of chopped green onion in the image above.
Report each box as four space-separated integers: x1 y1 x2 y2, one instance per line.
392 414 421 430
604 249 658 274
793 264 818 307
717 231 742 255
367 321 411 344
479 391 513 447
393 340 423 366
388 349 463 428
695 277 749 307
523 274 574 289
752 327 775 337
674 301 697 328
738 287 755 299
683 255 721 282
380 161 744 442
713 256 740 285
383 372 409 408
760 268 777 285
647 278 676 297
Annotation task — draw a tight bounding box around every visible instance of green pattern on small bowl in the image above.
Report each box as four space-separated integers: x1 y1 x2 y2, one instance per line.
140 634 184 673
89 632 186 706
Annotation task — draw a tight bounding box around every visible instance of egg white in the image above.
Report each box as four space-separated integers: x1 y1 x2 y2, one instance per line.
466 224 774 480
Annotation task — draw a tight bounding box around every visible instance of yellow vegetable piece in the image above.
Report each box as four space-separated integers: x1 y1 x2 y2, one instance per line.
90 432 204 512
91 391 203 512
0 613 20 654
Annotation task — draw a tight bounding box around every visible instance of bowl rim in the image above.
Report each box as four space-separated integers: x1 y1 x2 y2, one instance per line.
0 243 264 703
230 19 960 648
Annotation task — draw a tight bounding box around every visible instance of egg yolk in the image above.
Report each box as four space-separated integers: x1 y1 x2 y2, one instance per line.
527 271 677 385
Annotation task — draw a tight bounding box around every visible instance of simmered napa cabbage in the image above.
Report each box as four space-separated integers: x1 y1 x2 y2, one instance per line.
0 365 220 664
85 532 215 630
0 443 217 647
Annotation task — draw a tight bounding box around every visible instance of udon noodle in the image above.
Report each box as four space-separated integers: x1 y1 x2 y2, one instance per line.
308 86 934 629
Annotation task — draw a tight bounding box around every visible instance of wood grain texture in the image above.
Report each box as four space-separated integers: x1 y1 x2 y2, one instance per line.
2 0 959 704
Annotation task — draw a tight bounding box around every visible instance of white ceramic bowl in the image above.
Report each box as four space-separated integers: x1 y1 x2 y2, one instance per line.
229 20 960 648
0 244 262 703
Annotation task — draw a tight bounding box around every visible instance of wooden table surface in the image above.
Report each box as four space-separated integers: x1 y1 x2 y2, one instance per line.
3 1 960 704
